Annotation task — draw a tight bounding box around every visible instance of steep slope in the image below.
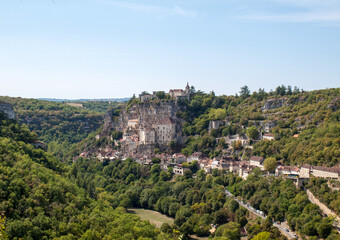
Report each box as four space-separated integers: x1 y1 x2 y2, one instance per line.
0 106 169 239
180 87 340 167
0 96 107 161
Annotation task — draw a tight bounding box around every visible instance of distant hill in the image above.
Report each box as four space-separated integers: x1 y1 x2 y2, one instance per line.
0 96 107 161
37 97 130 102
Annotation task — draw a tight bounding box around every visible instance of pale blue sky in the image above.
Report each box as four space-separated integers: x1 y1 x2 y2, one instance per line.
0 0 339 99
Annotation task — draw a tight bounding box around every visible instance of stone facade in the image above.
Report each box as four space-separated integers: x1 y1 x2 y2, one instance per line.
249 156 264 170
311 166 340 180
155 118 176 144
263 133 275 140
209 120 224 131
173 165 189 175
168 83 190 101
139 129 155 144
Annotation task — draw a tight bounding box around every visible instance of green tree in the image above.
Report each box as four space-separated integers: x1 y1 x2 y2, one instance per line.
209 108 227 120
251 231 274 240
317 221 332 238
156 91 165 99
246 126 259 140
239 85 250 99
263 158 277 172
0 215 8 240
215 222 241 240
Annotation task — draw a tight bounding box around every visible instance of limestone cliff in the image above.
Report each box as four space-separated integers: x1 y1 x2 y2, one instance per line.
0 101 15 119
101 101 186 155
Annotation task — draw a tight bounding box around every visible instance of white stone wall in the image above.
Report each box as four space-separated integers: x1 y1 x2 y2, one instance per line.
312 169 338 179
299 167 310 178
139 130 155 144
156 124 175 144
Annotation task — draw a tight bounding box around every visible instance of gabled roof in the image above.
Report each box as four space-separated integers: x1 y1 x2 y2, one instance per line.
312 166 340 174
157 117 175 125
250 156 264 162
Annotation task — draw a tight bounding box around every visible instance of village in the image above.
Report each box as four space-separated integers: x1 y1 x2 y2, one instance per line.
94 145 340 183
87 84 340 184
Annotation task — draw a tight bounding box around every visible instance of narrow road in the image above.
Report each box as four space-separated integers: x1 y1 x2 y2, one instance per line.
306 190 340 233
225 189 299 239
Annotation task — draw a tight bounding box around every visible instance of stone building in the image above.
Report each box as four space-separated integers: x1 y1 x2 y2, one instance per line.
249 156 264 170
187 152 204 162
223 134 249 147
139 94 152 102
311 166 340 180
299 164 311 178
139 128 155 145
168 83 190 101
172 153 187 164
155 117 176 144
173 165 189 175
209 120 224 131
299 164 340 180
128 119 139 129
263 133 275 141
276 166 300 178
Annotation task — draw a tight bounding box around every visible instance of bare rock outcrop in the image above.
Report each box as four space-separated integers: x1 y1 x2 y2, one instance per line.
0 101 15 119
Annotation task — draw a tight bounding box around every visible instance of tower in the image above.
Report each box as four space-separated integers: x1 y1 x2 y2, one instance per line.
185 82 190 94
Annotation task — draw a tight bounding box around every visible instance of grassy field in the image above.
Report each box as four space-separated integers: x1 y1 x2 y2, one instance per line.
128 208 174 228
128 208 211 240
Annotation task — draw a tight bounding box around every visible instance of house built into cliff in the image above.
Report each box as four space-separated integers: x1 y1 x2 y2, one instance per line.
155 117 176 144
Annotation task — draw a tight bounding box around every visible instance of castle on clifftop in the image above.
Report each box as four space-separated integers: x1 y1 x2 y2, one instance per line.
139 83 191 102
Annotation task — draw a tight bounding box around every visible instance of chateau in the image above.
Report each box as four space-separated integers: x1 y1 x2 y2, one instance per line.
139 83 191 102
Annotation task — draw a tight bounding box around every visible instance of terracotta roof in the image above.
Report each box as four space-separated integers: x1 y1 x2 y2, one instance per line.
173 153 185 158
264 133 275 137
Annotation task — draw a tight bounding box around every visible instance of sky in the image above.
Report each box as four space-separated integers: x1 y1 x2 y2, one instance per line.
0 0 339 99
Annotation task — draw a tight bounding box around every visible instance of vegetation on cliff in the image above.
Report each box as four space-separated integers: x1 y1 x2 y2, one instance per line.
179 87 339 166
0 97 122 161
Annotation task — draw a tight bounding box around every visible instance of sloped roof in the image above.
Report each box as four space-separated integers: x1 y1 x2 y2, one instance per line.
250 156 264 162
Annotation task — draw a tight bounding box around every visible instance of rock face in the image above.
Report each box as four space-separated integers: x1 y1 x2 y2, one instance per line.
261 98 287 111
0 101 15 119
102 101 185 155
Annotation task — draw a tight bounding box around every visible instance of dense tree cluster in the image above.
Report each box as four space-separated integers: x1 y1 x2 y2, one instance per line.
0 96 108 161
305 177 340 215
70 158 292 239
178 87 339 166
0 115 169 239
226 170 338 239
